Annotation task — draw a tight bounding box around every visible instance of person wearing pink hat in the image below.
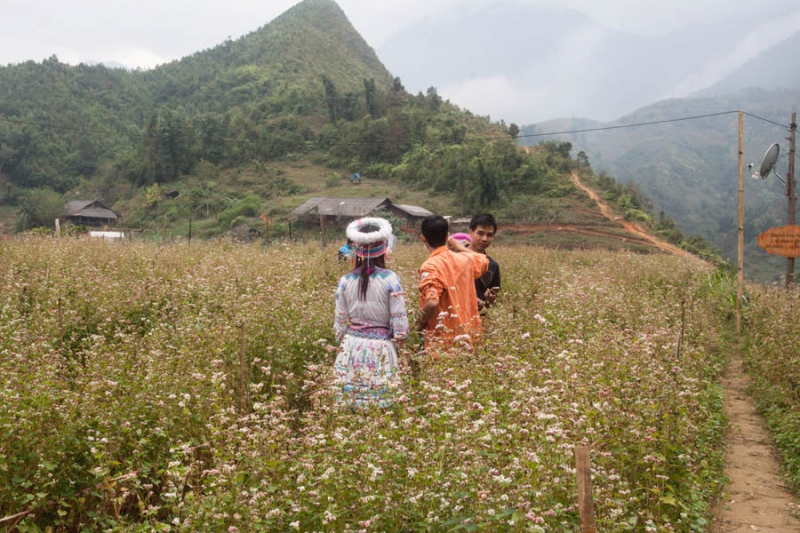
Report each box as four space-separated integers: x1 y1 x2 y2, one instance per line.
451 232 472 247
333 217 409 407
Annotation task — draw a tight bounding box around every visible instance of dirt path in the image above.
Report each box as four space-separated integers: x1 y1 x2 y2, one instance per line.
711 353 800 532
567 171 800 529
569 172 696 258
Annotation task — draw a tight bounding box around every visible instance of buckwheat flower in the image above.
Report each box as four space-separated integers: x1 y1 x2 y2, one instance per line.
521 332 531 340
290 521 300 529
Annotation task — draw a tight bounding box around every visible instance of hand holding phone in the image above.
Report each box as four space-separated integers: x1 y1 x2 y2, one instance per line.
485 286 499 304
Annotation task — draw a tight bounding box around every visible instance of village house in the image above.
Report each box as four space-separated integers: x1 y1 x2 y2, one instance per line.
63 200 120 227
289 197 433 229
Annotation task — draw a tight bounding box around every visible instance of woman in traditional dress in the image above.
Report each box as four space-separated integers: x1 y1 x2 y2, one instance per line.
333 217 409 407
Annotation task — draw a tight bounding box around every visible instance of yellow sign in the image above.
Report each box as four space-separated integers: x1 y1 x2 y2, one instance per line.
758 224 800 258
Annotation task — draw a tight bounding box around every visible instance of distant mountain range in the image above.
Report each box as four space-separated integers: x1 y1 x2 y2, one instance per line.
378 0 800 124
2 0 797 280
521 88 800 282
693 29 800 98
375 0 800 280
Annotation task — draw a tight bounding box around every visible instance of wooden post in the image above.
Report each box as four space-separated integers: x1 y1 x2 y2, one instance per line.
162 216 168 245
574 446 597 533
58 297 64 353
239 323 247 413
260 213 270 246
737 110 744 332
786 111 796 288
675 298 686 360
320 214 326 247
188 215 192 247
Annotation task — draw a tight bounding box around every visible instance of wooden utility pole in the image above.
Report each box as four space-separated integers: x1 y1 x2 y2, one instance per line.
737 111 744 332
786 112 796 287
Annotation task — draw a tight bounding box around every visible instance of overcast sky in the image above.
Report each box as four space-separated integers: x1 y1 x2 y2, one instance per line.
5 0 798 68
3 0 799 122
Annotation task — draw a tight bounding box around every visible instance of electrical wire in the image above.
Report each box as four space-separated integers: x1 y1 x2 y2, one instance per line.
741 111 791 130
0 109 793 149
514 110 741 139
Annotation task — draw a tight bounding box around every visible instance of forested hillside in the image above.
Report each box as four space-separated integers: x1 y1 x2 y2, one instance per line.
522 89 800 282
0 0 554 233
0 0 718 264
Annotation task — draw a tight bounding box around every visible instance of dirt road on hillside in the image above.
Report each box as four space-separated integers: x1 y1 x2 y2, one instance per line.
569 172 694 258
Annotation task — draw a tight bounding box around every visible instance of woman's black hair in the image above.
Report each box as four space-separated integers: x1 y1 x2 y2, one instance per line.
354 254 386 300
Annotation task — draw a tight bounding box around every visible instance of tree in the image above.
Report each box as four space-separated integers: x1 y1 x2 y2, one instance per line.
159 108 196 181
16 187 63 230
426 87 442 111
143 114 163 184
387 77 407 109
0 143 20 176
341 92 361 121
321 75 339 124
363 78 381 118
508 123 520 140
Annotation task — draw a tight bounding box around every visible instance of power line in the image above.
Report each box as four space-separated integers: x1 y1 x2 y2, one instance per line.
0 115 146 139
515 110 741 139
0 109 793 150
741 111 790 130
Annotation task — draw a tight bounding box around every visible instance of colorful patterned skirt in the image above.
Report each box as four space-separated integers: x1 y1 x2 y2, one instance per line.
334 333 400 408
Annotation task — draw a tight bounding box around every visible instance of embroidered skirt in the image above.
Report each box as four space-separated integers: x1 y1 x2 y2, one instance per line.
334 333 400 408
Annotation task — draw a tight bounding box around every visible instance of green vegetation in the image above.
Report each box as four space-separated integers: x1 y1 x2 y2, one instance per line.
585 169 727 267
743 286 800 489
523 91 800 282
0 0 699 258
1 238 732 532
0 0 535 234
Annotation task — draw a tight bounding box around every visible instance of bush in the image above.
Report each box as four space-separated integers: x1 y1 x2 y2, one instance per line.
218 194 262 230
324 172 342 188
16 187 64 230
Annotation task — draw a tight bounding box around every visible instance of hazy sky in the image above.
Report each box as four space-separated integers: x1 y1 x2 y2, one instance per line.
4 0 796 68
2 0 799 122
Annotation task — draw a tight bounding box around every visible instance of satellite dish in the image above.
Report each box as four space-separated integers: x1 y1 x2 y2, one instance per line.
757 143 780 179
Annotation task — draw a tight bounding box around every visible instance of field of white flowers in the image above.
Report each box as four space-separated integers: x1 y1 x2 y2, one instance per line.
0 238 736 532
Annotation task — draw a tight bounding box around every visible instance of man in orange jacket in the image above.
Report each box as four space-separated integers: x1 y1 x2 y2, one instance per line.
416 215 489 351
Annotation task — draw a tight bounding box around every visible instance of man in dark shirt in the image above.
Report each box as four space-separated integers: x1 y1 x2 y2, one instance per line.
468 214 501 309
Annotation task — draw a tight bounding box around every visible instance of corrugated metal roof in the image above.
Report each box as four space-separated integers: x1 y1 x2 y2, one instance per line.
290 197 391 218
75 208 119 219
392 204 434 217
64 200 119 219
64 200 95 215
